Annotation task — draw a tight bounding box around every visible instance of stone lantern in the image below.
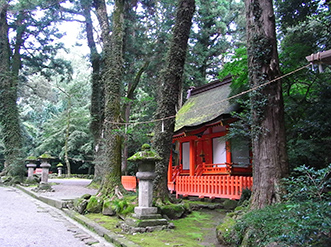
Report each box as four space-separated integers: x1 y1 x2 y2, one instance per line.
124 144 168 232
25 156 37 181
56 163 64 177
38 153 53 186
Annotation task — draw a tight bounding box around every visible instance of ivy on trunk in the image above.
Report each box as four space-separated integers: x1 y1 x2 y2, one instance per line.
153 0 195 203
94 0 125 196
80 0 104 181
0 4 24 177
244 0 289 209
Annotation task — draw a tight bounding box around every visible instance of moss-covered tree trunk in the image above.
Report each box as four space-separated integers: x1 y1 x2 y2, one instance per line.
122 61 149 174
153 0 195 202
81 0 104 182
64 94 72 177
0 5 24 177
94 0 125 196
245 0 289 209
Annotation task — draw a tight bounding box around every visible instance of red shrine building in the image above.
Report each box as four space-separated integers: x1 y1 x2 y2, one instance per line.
122 75 253 200
167 75 252 200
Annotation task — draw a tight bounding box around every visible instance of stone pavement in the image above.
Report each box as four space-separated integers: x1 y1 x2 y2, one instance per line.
20 178 98 208
16 178 140 247
0 185 113 247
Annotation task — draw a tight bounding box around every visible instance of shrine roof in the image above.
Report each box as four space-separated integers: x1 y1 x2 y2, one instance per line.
174 75 238 134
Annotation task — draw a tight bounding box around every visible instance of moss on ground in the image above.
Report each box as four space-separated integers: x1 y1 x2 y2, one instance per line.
85 214 121 233
86 209 226 247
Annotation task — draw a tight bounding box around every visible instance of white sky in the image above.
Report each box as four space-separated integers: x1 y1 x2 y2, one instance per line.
59 21 89 54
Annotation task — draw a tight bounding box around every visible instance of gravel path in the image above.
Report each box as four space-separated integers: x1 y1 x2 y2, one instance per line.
36 178 98 200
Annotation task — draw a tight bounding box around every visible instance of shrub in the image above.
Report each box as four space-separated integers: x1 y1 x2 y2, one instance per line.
282 164 331 202
231 202 331 246
224 164 331 246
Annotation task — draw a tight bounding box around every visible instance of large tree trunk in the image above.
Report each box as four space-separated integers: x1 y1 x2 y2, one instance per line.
94 0 125 196
245 0 289 209
81 0 104 182
0 5 24 177
153 0 195 203
122 61 149 174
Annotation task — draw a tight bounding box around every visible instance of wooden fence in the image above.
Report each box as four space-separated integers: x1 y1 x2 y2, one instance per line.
175 175 253 200
122 175 253 200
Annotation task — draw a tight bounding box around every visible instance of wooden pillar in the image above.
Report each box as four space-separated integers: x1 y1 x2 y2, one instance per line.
226 141 232 164
189 139 195 176
168 150 173 182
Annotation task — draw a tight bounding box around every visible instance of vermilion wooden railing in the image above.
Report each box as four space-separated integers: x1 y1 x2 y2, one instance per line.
175 175 253 200
195 163 205 176
168 165 181 193
198 163 252 176
171 165 181 181
201 163 229 174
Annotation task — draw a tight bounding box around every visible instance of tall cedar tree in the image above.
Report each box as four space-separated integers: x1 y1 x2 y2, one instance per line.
80 0 104 181
0 4 24 175
153 0 195 202
94 0 125 196
1 1 70 177
245 0 289 209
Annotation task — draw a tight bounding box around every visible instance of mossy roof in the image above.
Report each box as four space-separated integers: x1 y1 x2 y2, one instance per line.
175 76 238 133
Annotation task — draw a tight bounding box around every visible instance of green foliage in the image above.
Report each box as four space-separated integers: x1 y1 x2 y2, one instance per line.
283 164 331 202
216 216 236 243
185 0 245 89
219 46 249 97
230 202 331 247
285 77 331 169
275 0 331 170
21 54 94 171
224 165 331 246
218 47 251 143
1 175 24 185
0 0 78 178
275 0 321 34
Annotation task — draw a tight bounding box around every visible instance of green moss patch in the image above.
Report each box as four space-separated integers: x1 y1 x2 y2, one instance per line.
86 209 226 246
86 195 103 213
159 203 186 219
85 213 122 234
127 144 162 161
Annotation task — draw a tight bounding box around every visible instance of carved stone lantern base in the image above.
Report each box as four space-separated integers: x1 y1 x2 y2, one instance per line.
133 206 158 219
120 215 172 234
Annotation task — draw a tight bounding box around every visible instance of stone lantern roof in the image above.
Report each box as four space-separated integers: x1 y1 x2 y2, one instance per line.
127 144 162 162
